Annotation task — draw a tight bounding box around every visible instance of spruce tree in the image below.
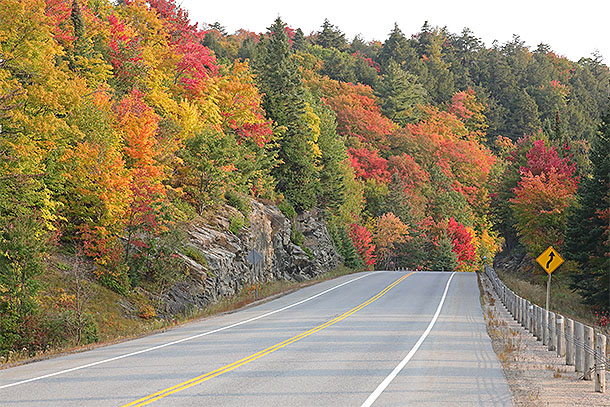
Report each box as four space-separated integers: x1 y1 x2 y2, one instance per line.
433 234 459 271
375 60 427 125
316 19 347 51
313 99 346 212
292 28 307 51
565 111 610 311
377 24 415 70
255 18 319 212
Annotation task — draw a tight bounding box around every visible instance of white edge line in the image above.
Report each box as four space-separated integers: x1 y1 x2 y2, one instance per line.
360 271 456 407
1 271 384 390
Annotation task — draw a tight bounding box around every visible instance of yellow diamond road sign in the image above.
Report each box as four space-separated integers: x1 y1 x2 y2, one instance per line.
536 246 564 274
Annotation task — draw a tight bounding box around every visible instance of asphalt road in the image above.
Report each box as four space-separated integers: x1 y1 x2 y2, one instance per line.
0 271 512 406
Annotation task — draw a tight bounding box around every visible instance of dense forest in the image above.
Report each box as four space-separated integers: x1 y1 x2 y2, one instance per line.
1 0 608 357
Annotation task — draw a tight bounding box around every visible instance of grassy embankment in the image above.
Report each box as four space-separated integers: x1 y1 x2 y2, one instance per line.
1 263 359 367
495 268 604 333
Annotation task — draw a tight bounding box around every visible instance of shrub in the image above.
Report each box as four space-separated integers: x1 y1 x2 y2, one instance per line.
181 245 207 266
225 190 251 216
278 201 296 219
138 304 157 320
291 229 305 246
229 214 247 235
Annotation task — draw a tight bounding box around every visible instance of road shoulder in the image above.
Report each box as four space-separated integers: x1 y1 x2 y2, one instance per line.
479 273 609 406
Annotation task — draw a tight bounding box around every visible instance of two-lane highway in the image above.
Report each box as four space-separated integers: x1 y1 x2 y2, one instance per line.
0 271 511 406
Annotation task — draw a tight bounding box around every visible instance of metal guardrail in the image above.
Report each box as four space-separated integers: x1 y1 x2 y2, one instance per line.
483 264 607 393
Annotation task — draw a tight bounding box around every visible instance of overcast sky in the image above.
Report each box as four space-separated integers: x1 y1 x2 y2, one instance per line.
178 0 608 63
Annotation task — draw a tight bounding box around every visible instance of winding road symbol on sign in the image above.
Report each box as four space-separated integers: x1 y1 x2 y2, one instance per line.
546 251 555 269
536 246 564 274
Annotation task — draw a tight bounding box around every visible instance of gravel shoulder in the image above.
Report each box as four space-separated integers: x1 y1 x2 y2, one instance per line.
479 273 609 406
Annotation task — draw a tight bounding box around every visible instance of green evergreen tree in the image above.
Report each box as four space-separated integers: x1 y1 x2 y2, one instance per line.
508 89 542 138
433 234 459 271
377 24 414 69
327 222 363 269
237 36 257 61
322 49 356 83
565 111 610 311
68 0 92 71
312 99 347 211
350 34 369 56
374 60 427 125
203 32 227 60
208 22 227 35
292 28 307 51
255 18 319 212
316 19 347 51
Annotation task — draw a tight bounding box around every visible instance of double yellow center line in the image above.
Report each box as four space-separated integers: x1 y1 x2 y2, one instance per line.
122 272 415 406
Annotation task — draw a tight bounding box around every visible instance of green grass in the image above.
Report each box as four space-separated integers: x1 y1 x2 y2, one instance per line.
2 263 361 367
496 269 599 329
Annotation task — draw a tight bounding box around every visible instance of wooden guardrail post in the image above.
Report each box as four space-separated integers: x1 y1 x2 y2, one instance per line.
542 310 549 346
548 312 556 352
575 321 584 373
595 333 606 392
534 305 542 341
566 318 575 366
519 297 525 326
556 316 565 357
584 326 594 380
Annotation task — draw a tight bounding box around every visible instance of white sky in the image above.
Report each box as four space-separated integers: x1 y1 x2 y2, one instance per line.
178 0 609 63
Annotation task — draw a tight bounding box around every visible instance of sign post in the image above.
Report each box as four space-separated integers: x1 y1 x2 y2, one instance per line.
246 249 263 300
536 246 564 311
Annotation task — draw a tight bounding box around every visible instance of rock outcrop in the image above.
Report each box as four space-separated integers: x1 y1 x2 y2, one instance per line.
163 201 340 314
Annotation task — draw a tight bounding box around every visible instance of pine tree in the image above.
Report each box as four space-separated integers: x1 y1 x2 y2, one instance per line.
255 18 319 212
565 111 610 311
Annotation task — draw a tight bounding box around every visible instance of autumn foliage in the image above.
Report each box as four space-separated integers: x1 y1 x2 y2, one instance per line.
510 140 578 256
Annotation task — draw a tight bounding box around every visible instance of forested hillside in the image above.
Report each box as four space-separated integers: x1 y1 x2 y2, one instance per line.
1 0 608 358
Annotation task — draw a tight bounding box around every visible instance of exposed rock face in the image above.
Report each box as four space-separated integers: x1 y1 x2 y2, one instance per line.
163 201 340 314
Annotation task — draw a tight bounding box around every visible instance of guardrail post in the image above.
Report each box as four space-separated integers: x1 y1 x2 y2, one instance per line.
575 321 584 373
527 302 533 333
512 294 516 319
596 333 606 392
548 312 556 352
531 306 536 337
556 316 565 357
534 305 542 341
542 310 549 346
566 318 575 366
519 297 524 326
584 326 594 380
